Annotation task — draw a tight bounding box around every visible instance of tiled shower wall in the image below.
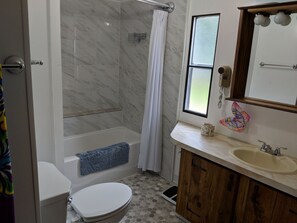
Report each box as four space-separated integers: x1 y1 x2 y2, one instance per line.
120 0 188 179
61 0 123 136
61 0 188 180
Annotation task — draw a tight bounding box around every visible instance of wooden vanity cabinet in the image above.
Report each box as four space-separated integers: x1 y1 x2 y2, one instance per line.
177 149 297 223
176 149 240 223
235 178 297 223
271 191 297 223
235 178 278 223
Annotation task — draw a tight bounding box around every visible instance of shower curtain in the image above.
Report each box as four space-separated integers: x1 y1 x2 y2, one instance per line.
0 65 14 222
138 10 168 172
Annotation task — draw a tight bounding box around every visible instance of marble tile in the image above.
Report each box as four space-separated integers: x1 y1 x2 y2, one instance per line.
61 0 122 131
63 111 123 136
61 39 75 65
61 15 75 40
161 1 188 180
74 40 97 65
118 0 188 180
119 1 151 134
61 0 188 183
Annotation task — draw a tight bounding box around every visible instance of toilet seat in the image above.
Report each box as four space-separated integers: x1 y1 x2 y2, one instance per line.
70 183 132 222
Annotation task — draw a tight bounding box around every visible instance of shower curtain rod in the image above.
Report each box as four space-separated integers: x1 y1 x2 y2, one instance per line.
136 0 175 13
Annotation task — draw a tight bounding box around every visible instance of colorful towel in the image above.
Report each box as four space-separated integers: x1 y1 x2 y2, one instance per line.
219 102 250 132
76 142 130 176
0 64 15 222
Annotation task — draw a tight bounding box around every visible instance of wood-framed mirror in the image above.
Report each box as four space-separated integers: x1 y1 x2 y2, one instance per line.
227 1 297 113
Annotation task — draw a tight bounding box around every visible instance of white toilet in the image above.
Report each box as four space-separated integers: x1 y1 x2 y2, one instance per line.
38 162 132 223
38 162 71 223
69 183 132 223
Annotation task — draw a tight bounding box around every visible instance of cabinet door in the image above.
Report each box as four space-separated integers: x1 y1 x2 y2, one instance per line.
238 180 278 223
271 192 297 223
177 150 239 223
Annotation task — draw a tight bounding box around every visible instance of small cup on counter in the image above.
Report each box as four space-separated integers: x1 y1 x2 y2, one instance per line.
201 123 215 137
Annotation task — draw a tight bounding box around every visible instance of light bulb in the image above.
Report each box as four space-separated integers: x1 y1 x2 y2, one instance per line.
261 17 271 27
254 14 266 26
281 15 291 26
254 14 270 27
274 11 291 26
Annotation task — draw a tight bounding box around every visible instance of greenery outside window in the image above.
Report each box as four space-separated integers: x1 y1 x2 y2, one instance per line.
183 14 220 117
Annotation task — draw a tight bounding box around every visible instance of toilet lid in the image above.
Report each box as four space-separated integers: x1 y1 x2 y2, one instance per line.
71 183 132 219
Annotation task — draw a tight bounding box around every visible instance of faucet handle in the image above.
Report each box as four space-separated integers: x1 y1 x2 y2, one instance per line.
257 140 272 152
258 139 266 144
274 147 287 156
258 139 267 148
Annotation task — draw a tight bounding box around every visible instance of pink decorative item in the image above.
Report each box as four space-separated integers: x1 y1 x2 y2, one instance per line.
219 102 250 132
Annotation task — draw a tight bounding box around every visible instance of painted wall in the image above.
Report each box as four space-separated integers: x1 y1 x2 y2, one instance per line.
120 0 188 180
178 0 297 161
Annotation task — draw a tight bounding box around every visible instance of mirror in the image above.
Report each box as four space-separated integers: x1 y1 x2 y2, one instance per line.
246 14 297 106
228 2 297 113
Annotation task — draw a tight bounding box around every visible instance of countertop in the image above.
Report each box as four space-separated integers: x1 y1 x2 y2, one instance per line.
170 122 297 198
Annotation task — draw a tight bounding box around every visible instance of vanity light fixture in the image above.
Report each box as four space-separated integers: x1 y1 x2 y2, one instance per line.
254 13 271 27
274 11 291 26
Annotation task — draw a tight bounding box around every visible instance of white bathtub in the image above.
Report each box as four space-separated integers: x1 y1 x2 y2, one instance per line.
64 126 140 192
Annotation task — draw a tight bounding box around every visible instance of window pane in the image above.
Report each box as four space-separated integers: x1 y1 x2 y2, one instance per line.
191 15 219 66
185 67 212 115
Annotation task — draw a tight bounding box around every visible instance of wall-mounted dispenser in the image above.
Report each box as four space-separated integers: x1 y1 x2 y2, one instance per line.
218 66 231 88
217 66 232 108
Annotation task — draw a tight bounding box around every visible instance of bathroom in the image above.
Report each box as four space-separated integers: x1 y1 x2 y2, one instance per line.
0 0 297 222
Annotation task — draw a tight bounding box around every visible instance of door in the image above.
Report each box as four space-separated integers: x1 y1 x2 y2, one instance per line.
271 192 297 223
0 0 40 223
177 150 239 223
239 180 277 223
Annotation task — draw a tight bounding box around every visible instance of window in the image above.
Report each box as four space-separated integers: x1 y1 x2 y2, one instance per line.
183 14 220 117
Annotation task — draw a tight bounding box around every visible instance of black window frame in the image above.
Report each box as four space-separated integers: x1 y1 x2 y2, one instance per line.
183 13 220 118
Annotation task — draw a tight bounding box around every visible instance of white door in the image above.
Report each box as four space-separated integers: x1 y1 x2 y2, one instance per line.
0 0 40 223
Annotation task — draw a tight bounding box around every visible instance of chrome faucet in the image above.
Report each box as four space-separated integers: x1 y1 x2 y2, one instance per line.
273 147 287 156
258 140 273 154
258 140 287 156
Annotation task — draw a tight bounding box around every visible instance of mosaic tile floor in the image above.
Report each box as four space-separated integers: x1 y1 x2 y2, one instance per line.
67 172 184 223
118 172 183 223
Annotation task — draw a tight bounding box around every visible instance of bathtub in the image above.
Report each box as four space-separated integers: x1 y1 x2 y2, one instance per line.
64 126 140 192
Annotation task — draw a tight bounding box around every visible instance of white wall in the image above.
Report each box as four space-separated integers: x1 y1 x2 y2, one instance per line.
178 0 297 158
28 0 64 170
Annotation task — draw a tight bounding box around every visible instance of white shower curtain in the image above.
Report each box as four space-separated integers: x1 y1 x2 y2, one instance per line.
138 10 168 172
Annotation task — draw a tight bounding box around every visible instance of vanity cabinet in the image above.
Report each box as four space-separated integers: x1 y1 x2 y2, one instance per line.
176 150 240 223
235 178 278 223
236 177 297 223
177 149 297 223
271 192 297 223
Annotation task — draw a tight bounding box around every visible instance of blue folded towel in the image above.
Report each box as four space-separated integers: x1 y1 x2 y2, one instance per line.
76 142 130 176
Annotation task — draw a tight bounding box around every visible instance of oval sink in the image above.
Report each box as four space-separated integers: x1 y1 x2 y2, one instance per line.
230 147 297 173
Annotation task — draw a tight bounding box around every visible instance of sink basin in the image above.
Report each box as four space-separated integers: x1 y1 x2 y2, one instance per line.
230 147 297 173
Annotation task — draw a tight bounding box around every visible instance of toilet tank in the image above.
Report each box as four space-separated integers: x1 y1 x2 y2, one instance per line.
38 162 71 223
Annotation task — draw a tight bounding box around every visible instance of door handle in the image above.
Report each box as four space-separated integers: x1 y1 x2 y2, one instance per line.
2 56 44 74
2 56 25 74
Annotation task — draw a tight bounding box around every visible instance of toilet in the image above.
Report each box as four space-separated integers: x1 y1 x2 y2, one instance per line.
38 162 71 223
38 162 132 223
69 183 132 223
